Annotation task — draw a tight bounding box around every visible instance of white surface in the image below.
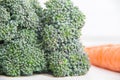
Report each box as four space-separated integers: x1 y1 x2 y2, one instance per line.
81 36 120 46
0 66 120 80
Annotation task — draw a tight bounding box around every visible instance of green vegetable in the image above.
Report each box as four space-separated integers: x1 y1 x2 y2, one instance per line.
0 0 90 77
0 0 46 76
38 0 90 77
0 0 39 41
0 40 46 76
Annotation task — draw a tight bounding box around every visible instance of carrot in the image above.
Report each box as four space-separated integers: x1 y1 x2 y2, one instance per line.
85 44 120 72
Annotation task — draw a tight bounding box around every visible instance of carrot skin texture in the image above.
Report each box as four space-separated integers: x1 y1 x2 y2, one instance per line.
85 44 120 72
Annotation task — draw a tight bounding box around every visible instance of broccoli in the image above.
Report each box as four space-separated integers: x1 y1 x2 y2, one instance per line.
0 0 40 41
0 0 46 76
39 0 90 77
0 5 17 41
0 39 46 76
0 0 90 77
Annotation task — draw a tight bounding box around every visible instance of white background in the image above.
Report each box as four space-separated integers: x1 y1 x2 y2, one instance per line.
73 0 120 37
74 0 120 45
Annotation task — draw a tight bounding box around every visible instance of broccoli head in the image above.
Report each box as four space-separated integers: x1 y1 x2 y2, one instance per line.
0 0 90 77
0 0 46 76
0 30 46 76
0 0 39 41
39 0 90 77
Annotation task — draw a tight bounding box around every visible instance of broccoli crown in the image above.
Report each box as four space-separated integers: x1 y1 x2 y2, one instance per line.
0 0 39 41
0 0 47 76
0 40 46 76
0 6 17 41
39 0 90 77
0 0 90 77
48 40 90 76
41 0 85 51
0 28 46 76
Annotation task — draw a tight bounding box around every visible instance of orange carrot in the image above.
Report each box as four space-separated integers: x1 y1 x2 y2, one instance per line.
85 44 120 72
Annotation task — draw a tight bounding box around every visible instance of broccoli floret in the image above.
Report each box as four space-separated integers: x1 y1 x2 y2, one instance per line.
0 0 39 41
0 40 46 76
48 40 90 76
0 6 17 41
0 0 46 76
39 0 90 77
0 0 90 77
0 29 46 76
1 0 39 29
